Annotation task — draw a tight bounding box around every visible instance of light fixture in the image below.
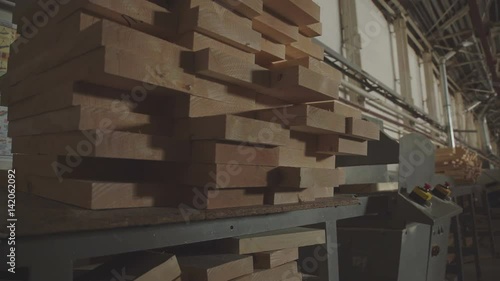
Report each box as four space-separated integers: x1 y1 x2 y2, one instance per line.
464 101 482 112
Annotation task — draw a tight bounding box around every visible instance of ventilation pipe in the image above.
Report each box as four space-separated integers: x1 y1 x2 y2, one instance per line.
440 56 456 148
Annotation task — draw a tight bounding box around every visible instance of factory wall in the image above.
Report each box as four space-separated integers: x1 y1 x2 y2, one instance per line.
313 0 482 150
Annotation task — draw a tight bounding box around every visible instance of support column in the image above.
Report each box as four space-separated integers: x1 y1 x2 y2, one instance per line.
394 15 414 105
422 52 438 121
339 0 365 106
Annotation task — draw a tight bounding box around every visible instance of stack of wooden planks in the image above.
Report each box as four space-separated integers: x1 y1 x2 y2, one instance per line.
6 0 380 210
435 147 482 184
75 227 324 280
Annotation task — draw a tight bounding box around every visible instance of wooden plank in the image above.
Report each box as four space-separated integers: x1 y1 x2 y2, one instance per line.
218 0 263 18
178 254 253 281
277 147 335 169
255 105 345 134
185 188 265 209
220 227 326 254
9 12 101 76
176 31 255 63
277 147 318 168
191 141 279 166
317 135 368 156
171 0 263 19
278 167 337 188
266 188 315 205
252 11 298 44
178 3 261 53
8 82 177 121
272 58 342 83
263 0 321 26
8 47 196 105
75 252 181 281
253 248 299 269
346 118 380 141
314 187 334 199
195 48 271 92
271 65 339 102
13 0 177 58
300 23 322 37
188 115 290 146
24 176 176 210
196 48 336 103
285 132 317 151
12 130 190 162
8 105 173 137
184 163 277 188
286 34 324 60
256 37 286 66
13 154 180 183
310 100 362 119
233 262 300 281
337 182 399 194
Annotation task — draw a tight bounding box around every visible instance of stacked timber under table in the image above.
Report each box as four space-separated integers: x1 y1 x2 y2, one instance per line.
5 0 380 211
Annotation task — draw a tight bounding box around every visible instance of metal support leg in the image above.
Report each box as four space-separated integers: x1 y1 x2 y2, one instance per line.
483 190 497 258
469 194 482 280
323 221 339 281
29 259 73 281
452 196 464 281
451 216 465 281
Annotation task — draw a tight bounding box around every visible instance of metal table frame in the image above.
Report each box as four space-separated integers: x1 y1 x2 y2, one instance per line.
2 196 389 281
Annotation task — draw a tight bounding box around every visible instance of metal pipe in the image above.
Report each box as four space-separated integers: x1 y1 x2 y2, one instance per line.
481 117 493 153
440 58 456 148
340 80 445 137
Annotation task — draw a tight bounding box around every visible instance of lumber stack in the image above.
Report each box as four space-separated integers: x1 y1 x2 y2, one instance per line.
435 147 482 184
76 227 325 280
6 0 380 210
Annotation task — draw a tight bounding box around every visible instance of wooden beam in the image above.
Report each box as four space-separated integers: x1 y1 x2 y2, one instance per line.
12 130 190 162
188 114 290 146
176 31 255 63
234 262 301 281
76 252 181 281
254 248 299 269
266 188 315 204
300 23 322 37
253 11 299 44
310 100 362 119
317 135 368 156
178 255 253 281
263 0 321 26
184 163 277 188
286 34 324 60
255 105 345 135
8 47 196 105
191 141 279 166
271 66 340 102
184 188 265 209
220 227 326 254
178 2 261 53
256 37 286 66
22 176 176 210
278 167 338 188
8 105 172 137
346 118 380 140
7 82 177 121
